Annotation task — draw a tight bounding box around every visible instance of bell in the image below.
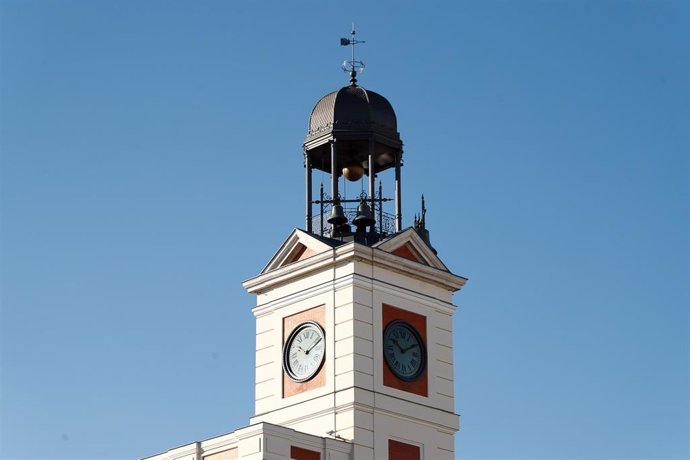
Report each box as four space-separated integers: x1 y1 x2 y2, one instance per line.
327 204 348 226
342 164 365 181
353 202 375 230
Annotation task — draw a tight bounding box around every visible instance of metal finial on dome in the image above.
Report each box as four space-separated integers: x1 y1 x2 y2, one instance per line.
340 24 365 86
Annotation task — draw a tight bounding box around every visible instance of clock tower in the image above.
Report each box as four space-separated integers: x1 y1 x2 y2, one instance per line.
242 30 467 460
142 29 467 460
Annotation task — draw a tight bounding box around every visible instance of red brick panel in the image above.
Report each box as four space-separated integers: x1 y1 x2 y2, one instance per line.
291 445 320 460
382 304 428 397
388 439 420 460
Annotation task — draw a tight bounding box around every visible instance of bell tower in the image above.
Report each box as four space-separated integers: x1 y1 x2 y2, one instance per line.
243 29 467 460
304 27 403 242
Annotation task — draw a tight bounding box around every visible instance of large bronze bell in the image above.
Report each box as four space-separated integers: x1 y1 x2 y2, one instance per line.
327 204 348 226
353 202 375 230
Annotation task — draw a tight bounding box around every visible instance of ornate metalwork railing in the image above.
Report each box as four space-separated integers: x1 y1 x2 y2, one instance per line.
312 186 396 237
311 206 396 238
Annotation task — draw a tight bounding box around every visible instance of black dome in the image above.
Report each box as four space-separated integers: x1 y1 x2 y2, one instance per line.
303 84 403 176
307 85 399 140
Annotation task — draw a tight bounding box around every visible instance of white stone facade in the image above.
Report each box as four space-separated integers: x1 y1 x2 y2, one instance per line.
242 229 466 459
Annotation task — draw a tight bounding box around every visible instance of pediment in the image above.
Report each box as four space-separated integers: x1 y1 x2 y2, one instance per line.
374 228 449 272
261 229 336 274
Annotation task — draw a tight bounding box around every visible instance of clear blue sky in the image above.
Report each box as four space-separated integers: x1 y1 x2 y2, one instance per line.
1 1 688 459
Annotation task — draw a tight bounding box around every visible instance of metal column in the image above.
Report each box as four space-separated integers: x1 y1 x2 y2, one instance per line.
305 150 312 233
368 138 375 216
330 140 338 204
395 153 402 232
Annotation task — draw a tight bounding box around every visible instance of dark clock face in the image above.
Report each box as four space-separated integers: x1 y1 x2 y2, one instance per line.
283 321 326 382
383 320 426 381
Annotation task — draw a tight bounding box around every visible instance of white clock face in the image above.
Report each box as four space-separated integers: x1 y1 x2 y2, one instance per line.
283 321 326 382
383 320 426 381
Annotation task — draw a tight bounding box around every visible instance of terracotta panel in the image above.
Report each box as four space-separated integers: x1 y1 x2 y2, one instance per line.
283 305 326 397
391 243 423 264
285 244 317 266
291 445 320 460
388 439 420 460
382 304 428 397
287 244 308 264
296 247 316 262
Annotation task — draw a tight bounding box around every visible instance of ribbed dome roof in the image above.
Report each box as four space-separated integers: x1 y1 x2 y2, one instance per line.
306 85 398 139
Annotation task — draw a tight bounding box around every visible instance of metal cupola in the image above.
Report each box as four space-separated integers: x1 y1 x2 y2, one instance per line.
303 27 404 241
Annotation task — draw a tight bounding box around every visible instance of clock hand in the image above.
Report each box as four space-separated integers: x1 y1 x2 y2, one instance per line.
305 336 323 354
401 343 420 353
391 339 404 353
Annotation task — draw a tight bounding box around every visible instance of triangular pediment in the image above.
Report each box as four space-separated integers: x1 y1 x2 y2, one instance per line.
261 229 337 274
374 228 449 272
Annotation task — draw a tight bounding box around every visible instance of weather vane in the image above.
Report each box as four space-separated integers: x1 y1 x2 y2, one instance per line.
340 24 365 85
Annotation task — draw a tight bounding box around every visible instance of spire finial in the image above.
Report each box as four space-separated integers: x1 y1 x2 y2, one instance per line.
340 24 365 86
414 194 436 254
414 194 427 230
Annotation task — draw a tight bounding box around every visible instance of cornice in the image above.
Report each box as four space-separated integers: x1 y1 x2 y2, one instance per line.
254 395 458 434
251 273 354 317
243 240 466 297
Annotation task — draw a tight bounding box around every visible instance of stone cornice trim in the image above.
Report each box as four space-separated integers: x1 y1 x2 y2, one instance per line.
251 273 354 317
244 240 466 296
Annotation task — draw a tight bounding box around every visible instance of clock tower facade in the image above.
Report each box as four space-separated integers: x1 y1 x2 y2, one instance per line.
242 45 467 458
244 228 465 459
